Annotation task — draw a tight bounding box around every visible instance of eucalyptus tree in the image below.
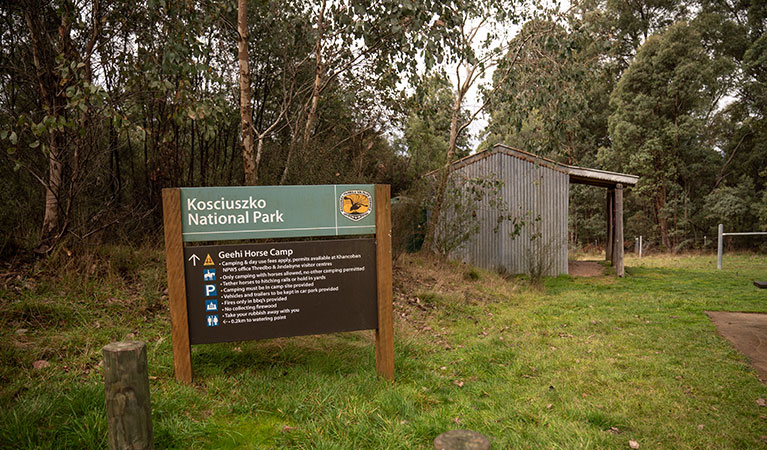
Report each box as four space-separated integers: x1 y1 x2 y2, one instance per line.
693 0 767 234
482 0 698 163
1 0 231 247
421 0 552 252
608 22 733 250
702 3 767 181
3 0 117 247
482 18 606 162
235 0 304 186
276 0 459 185
121 1 230 188
230 0 457 185
400 72 472 182
601 0 690 68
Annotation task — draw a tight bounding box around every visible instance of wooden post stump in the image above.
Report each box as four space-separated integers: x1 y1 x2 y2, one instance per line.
103 341 154 450
434 430 491 450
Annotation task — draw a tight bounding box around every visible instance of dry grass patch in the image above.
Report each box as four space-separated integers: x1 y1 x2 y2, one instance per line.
392 253 519 335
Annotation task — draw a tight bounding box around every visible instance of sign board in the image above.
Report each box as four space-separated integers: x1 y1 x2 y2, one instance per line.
184 239 377 344
179 185 376 241
162 185 393 383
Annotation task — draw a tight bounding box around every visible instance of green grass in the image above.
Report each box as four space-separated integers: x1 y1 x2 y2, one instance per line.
1 249 767 449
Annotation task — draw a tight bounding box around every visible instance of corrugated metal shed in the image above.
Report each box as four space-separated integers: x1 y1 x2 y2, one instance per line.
439 144 638 277
443 145 569 276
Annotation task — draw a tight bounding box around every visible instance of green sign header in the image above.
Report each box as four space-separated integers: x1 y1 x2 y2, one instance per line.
179 185 376 242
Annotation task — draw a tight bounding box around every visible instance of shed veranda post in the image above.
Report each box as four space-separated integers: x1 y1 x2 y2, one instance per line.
614 183 624 277
162 185 393 383
606 188 614 264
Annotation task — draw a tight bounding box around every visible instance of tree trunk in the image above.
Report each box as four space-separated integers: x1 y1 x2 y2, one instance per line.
42 138 62 241
143 117 150 196
280 141 294 185
110 124 122 204
280 0 325 186
188 120 195 185
23 1 63 245
423 90 464 252
255 135 265 178
238 0 256 185
655 184 671 251
303 0 326 151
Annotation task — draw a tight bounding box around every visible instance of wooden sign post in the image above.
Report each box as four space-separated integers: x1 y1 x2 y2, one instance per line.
162 185 393 383
374 185 393 380
162 189 192 383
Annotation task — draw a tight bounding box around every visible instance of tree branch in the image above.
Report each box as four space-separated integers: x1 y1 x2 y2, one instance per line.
713 131 750 189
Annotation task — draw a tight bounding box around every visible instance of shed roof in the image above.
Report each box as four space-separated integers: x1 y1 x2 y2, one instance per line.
444 144 638 188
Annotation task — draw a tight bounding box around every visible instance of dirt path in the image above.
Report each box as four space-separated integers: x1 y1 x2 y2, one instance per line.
706 311 767 383
568 260 604 277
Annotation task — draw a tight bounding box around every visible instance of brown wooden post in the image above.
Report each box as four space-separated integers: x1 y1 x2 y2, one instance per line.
103 341 154 450
614 183 625 277
162 188 192 383
606 188 614 262
374 184 394 381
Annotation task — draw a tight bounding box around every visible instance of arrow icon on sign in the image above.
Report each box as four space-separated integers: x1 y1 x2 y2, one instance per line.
188 254 200 266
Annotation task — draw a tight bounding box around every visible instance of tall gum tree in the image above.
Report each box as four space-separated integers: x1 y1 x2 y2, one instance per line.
15 0 106 247
233 0 456 185
278 0 434 184
608 21 732 250
401 72 472 181
421 0 553 252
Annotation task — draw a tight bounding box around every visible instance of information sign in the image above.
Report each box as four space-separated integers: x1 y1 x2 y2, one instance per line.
184 239 377 344
180 185 375 241
162 184 393 384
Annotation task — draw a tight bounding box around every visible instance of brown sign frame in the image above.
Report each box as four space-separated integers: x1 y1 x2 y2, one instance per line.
162 185 393 384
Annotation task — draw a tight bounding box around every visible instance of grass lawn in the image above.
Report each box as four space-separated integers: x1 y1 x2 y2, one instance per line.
1 248 767 449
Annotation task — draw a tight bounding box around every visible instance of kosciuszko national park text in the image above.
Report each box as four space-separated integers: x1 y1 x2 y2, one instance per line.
186 196 284 225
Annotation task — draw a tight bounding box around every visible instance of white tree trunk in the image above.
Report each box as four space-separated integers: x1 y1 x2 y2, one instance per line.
238 0 256 185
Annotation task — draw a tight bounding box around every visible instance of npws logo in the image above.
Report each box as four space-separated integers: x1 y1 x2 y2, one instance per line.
339 190 372 221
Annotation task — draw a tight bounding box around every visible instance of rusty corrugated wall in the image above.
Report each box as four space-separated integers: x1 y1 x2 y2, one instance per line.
444 148 569 276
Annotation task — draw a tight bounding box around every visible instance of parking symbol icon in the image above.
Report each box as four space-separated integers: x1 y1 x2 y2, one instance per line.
205 284 217 297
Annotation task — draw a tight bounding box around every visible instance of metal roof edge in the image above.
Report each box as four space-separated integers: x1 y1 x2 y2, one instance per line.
563 164 639 186
423 145 500 177
493 144 639 186
424 143 639 187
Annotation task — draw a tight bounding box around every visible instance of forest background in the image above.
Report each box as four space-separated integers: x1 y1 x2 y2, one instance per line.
1 0 766 257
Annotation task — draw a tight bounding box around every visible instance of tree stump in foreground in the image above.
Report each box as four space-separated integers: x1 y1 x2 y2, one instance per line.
434 429 491 450
103 341 154 450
